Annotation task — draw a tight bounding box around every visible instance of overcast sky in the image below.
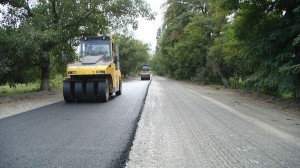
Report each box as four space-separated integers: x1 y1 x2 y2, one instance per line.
133 0 165 53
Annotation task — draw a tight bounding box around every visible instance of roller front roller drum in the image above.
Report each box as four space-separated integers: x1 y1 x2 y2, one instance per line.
74 82 85 102
86 81 97 102
98 79 109 102
63 81 75 103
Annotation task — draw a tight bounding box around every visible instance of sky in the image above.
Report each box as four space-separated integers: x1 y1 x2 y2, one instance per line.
132 0 165 53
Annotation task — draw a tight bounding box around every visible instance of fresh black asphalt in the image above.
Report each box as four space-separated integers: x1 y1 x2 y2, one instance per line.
0 79 150 168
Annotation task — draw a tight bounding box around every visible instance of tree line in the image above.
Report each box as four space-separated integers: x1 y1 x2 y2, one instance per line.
0 0 152 91
152 0 300 98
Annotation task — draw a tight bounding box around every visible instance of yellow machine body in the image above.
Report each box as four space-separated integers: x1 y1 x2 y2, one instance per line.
63 36 122 103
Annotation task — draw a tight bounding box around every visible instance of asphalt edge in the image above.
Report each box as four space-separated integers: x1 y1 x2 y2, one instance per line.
113 77 152 168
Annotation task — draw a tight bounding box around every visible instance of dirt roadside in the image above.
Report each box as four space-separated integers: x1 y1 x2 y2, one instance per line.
0 88 63 120
182 80 300 115
213 86 300 114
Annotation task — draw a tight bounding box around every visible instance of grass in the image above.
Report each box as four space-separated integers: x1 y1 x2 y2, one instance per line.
0 74 65 97
209 84 224 90
0 83 40 97
50 74 65 89
281 92 294 99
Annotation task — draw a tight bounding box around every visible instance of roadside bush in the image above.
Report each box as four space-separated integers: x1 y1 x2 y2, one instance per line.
50 74 65 89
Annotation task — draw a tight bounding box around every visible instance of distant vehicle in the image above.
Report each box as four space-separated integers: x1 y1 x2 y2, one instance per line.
140 64 151 80
63 36 122 103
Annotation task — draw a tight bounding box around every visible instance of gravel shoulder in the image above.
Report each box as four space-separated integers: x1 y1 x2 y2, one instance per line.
0 88 63 120
126 76 300 167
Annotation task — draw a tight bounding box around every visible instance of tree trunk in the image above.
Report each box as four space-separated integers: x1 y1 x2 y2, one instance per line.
214 62 230 88
40 60 51 91
220 75 230 88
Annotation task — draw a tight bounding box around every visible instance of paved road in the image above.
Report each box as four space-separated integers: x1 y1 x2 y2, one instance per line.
127 76 300 168
0 79 150 168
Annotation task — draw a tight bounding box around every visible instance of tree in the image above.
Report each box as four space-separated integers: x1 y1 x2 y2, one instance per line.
229 0 300 96
155 0 300 97
0 0 154 90
155 0 230 85
116 34 150 76
156 0 197 78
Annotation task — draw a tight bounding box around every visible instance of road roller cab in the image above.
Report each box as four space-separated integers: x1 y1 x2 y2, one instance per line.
63 36 122 103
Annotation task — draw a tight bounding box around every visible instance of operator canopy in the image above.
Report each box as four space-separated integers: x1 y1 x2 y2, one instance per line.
79 38 111 59
141 65 151 71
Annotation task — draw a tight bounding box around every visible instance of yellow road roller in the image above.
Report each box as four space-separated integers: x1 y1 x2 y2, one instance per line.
63 36 122 103
140 64 151 80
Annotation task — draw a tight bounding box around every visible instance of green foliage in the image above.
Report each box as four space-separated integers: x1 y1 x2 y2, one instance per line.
50 74 65 89
0 29 41 86
0 74 65 97
153 0 229 85
0 83 40 97
194 66 221 85
231 0 300 96
281 92 294 99
115 34 151 76
154 0 300 97
171 15 210 79
0 0 155 90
